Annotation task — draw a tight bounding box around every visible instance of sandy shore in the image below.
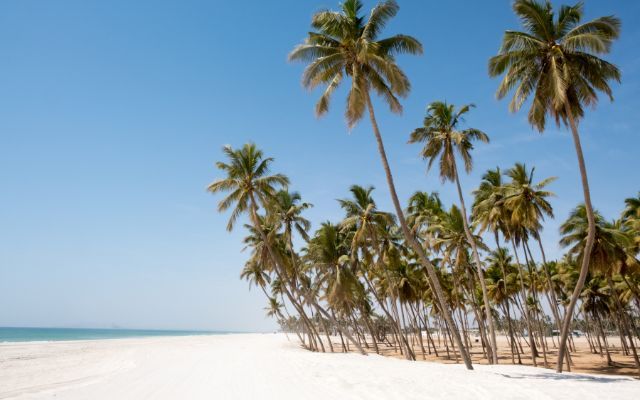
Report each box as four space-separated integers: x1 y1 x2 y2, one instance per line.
1 333 638 399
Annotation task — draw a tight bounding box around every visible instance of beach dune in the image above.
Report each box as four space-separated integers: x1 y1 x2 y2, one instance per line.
1 333 638 399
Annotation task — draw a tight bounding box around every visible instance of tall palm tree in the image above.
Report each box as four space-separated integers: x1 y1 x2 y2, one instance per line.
305 221 365 352
560 206 637 287
272 190 313 245
622 193 640 251
338 185 394 260
485 247 522 364
503 163 562 332
489 0 621 372
240 258 271 298
289 0 473 368
208 144 313 338
338 185 415 358
407 191 445 235
560 204 640 375
431 205 492 356
409 101 497 364
503 163 556 235
580 275 613 365
209 143 365 354
209 144 289 232
472 167 508 249
271 190 313 308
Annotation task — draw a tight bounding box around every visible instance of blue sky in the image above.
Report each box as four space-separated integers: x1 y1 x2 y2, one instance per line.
1 0 638 332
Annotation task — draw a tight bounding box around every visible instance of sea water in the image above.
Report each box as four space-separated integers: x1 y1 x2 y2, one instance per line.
0 327 227 343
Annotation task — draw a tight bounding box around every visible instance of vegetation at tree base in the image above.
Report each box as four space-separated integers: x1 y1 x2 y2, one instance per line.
209 0 638 377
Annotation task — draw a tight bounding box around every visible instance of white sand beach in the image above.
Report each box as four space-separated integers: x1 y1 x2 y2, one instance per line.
1 333 638 400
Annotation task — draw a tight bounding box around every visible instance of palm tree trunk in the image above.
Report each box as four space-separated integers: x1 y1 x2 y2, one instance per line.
364 91 473 370
621 273 640 306
594 312 613 365
422 310 439 357
260 284 305 345
397 301 417 360
536 237 564 333
462 262 490 358
362 273 412 356
607 276 640 377
409 302 427 359
373 239 416 359
504 301 522 364
361 310 379 354
582 312 596 354
452 163 498 364
556 103 597 373
510 237 538 366
248 194 364 355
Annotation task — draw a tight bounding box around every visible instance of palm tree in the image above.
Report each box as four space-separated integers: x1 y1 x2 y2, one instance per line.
622 193 640 251
337 186 417 358
272 190 313 245
560 206 637 286
489 0 621 372
289 0 472 368
240 258 271 298
486 248 522 364
472 167 508 249
209 144 288 232
409 101 497 364
503 163 556 236
407 191 445 236
338 185 394 260
209 143 365 354
560 204 640 375
209 144 320 345
305 221 364 352
503 163 562 334
430 205 492 358
265 297 284 320
271 190 313 310
580 275 613 365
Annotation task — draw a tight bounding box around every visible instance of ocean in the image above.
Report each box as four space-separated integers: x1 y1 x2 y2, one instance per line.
0 327 226 343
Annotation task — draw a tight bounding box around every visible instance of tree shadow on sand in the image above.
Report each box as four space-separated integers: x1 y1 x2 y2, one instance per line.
495 372 632 383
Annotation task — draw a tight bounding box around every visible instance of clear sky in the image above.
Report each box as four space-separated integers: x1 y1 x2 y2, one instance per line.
1 1 638 332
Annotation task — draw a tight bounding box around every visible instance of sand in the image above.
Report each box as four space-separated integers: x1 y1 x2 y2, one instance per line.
1 333 638 399
368 334 640 377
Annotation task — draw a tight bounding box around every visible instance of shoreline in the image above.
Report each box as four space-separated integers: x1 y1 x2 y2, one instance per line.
0 327 245 344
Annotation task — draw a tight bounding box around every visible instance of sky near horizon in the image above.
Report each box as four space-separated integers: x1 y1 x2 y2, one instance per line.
1 0 639 332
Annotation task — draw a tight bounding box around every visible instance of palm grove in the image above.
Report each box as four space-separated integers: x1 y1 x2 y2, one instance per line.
209 0 639 375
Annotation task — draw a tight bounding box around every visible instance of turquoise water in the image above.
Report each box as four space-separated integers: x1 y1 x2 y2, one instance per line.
0 327 227 343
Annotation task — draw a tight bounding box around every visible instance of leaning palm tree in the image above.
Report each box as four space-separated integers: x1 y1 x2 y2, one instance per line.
503 163 563 332
208 145 307 333
472 167 508 249
209 143 365 354
338 185 414 358
485 248 522 364
209 144 288 232
560 204 640 375
489 0 621 372
407 191 445 234
289 0 472 368
622 193 640 251
338 185 394 259
409 101 497 364
503 163 556 236
272 190 313 246
430 205 492 357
